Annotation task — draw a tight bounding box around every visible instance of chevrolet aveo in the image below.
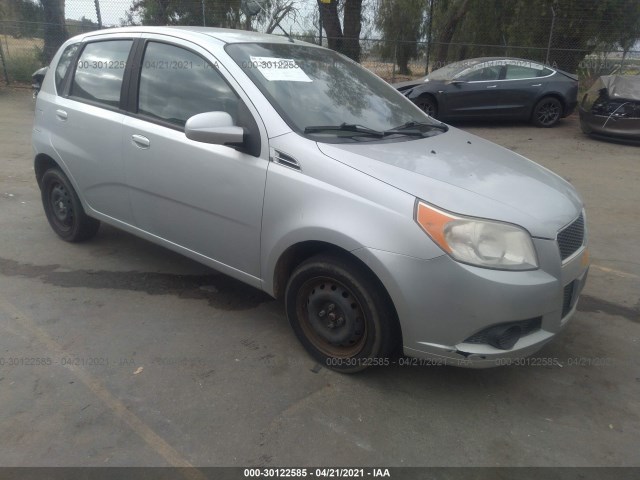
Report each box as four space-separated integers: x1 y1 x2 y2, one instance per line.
33 27 589 372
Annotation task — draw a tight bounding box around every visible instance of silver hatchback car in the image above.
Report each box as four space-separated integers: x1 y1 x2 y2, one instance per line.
33 26 589 372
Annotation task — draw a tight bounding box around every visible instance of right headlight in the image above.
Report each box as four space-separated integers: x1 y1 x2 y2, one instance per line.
415 201 538 271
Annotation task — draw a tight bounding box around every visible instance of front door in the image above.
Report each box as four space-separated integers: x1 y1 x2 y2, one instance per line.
444 63 506 118
122 39 268 278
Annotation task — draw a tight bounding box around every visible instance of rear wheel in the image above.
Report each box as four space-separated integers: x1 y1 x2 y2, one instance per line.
41 168 100 242
532 97 562 127
285 253 399 373
415 96 438 118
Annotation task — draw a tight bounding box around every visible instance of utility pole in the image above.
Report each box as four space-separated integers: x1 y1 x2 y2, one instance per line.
94 0 102 28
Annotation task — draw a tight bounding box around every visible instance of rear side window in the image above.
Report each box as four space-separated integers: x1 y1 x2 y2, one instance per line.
505 65 539 80
138 42 239 127
71 40 133 108
505 64 553 80
55 43 80 93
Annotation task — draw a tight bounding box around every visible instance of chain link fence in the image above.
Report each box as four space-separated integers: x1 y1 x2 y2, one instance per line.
1 0 639 89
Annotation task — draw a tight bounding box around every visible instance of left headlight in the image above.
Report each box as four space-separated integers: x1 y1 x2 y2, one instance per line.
415 201 538 271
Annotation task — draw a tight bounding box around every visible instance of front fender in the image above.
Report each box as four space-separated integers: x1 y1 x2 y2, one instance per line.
260 135 445 295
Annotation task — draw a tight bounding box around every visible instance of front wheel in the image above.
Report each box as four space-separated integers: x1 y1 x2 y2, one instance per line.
285 253 399 373
532 97 562 127
415 96 438 118
41 168 100 242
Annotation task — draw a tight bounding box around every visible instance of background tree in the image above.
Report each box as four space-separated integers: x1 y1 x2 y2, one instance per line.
431 0 469 67
375 0 426 75
128 0 243 28
66 15 99 36
248 0 299 34
40 0 66 63
616 0 640 68
316 0 363 61
431 0 640 72
0 0 44 38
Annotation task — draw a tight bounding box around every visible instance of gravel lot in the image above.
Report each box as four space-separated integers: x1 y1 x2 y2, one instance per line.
0 88 638 467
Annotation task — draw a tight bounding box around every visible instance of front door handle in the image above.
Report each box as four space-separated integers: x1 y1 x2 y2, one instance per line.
486 85 497 89
55 109 68 120
131 134 150 149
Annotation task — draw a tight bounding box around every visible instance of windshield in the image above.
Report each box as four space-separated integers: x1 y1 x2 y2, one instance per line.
427 59 484 80
226 42 442 140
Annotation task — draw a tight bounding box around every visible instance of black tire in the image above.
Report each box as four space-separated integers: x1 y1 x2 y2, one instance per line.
531 97 562 127
41 168 100 242
285 253 399 373
415 96 438 118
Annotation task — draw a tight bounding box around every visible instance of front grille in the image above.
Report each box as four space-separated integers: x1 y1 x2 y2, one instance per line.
463 317 542 345
592 100 640 119
562 281 575 318
557 213 585 261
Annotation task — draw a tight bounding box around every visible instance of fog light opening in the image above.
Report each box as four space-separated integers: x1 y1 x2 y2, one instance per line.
487 325 522 350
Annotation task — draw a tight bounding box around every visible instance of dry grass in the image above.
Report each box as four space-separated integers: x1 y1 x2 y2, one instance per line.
1 35 44 57
361 60 427 83
1 36 44 83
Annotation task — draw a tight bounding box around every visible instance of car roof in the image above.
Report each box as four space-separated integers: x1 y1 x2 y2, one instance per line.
82 25 309 46
458 57 548 65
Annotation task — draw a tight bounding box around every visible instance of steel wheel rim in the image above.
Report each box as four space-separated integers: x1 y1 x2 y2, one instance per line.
537 101 560 125
419 101 435 117
296 276 367 358
49 182 74 232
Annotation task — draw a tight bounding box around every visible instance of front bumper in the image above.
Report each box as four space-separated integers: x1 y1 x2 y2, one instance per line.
353 238 590 368
579 109 640 143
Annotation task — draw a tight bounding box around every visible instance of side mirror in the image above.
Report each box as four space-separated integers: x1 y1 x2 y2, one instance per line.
185 111 244 146
448 79 466 87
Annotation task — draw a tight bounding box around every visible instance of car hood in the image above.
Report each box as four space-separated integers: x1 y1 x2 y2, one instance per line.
316 127 582 239
393 78 425 90
402 79 449 97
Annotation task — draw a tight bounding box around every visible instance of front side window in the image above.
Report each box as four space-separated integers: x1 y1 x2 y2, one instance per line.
138 42 239 127
460 65 503 82
55 43 80 93
71 40 132 108
427 59 484 81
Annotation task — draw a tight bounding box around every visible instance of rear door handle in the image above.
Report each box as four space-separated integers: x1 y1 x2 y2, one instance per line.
531 83 542 87
55 109 68 120
486 85 497 89
131 134 150 149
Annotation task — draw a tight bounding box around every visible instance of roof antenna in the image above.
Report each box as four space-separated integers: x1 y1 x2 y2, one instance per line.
241 0 294 42
278 24 294 43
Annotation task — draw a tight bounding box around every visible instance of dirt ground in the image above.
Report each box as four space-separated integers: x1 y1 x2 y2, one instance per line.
0 88 638 468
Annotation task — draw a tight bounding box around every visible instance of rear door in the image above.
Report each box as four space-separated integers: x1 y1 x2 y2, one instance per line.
498 62 552 117
48 35 137 223
121 36 269 280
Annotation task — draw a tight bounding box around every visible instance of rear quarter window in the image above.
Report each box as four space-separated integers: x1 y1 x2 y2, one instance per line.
505 65 540 80
55 43 80 93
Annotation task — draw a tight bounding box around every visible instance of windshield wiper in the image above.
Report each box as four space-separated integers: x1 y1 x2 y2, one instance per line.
304 123 385 137
385 120 449 134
